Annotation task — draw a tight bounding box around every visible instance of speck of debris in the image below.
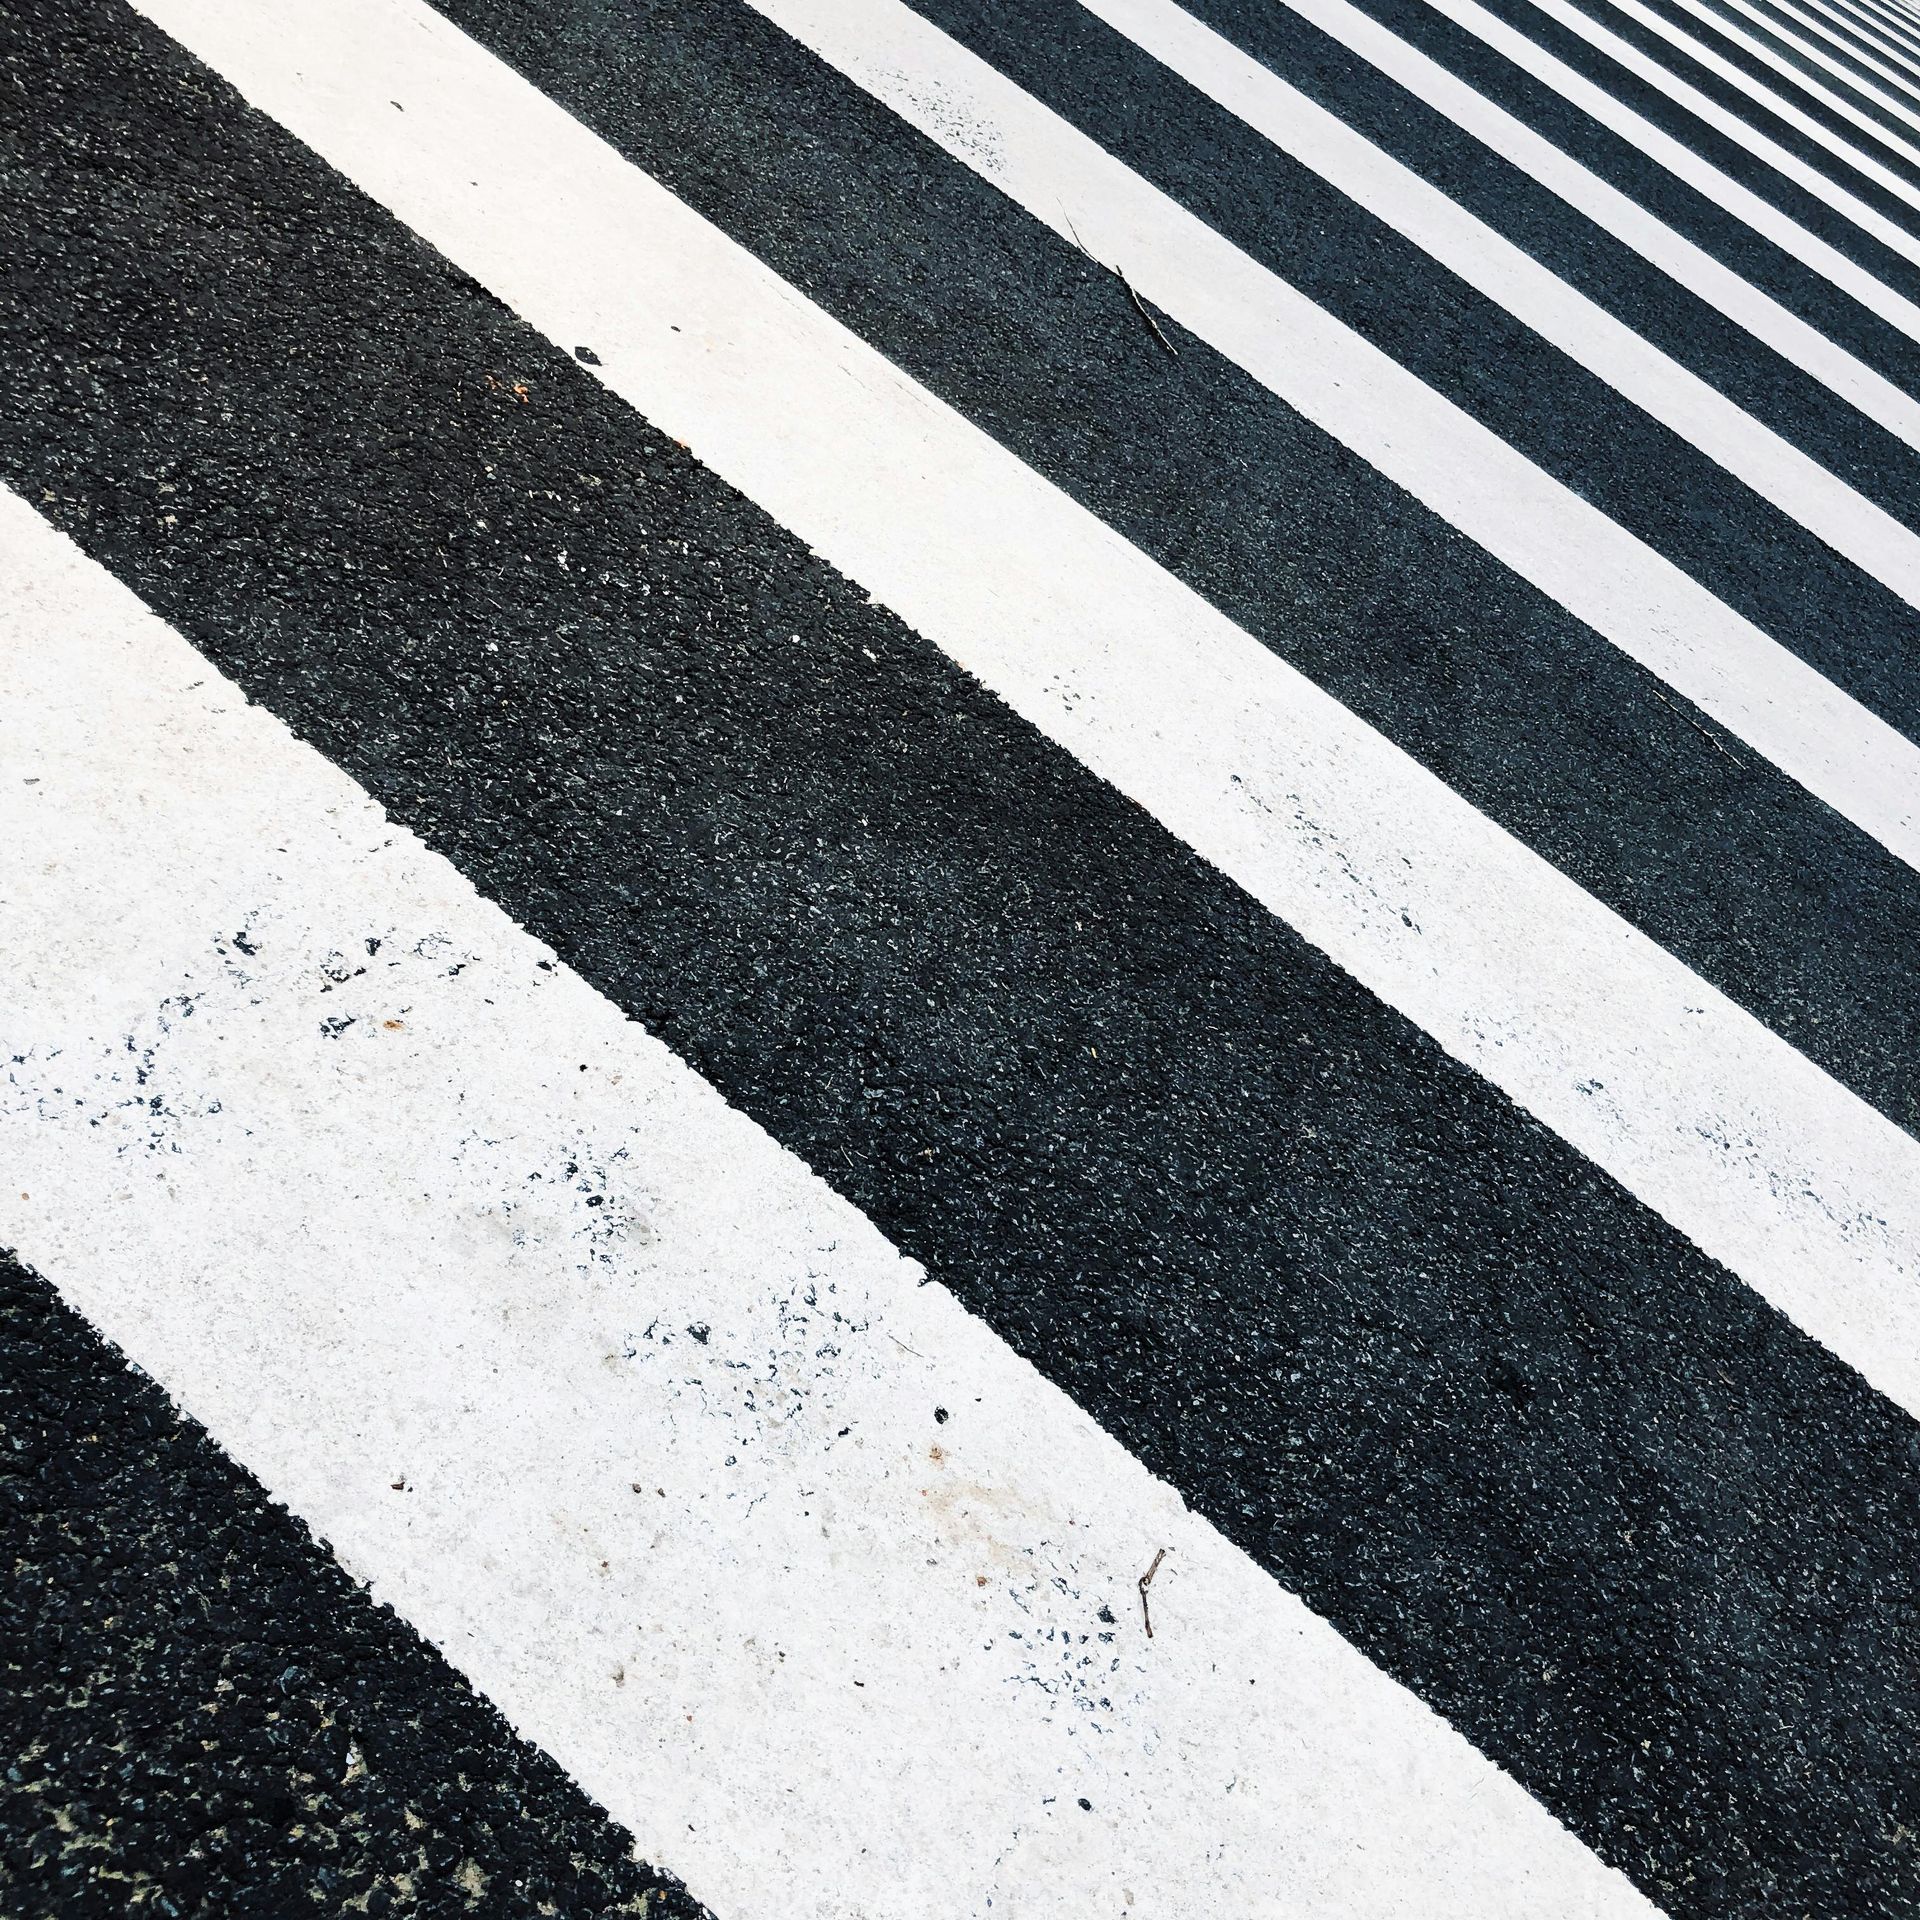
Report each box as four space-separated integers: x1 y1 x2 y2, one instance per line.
687 1323 710 1345
1078 1798 1093 1811
934 1406 949 1423
574 345 602 365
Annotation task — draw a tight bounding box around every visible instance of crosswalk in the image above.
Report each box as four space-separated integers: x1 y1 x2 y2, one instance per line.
3 0 1919 1913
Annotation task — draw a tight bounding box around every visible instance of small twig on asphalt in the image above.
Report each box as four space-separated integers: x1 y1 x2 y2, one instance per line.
1649 685 1743 767
1138 1546 1169 1638
1118 272 1179 356
1061 210 1177 356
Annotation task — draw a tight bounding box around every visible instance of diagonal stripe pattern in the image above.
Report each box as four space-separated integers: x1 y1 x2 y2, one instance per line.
5 0 1920 1914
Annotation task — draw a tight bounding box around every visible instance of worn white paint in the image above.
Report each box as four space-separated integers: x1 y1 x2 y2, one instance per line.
1074 0 1920 606
0 492 1661 1918
1265 0 1920 452
130 0 1920 1422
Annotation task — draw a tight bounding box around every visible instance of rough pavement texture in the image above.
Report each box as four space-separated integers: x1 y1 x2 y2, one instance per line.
0 1250 710 1920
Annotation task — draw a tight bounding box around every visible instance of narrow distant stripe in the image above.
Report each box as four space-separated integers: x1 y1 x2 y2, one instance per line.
77 0 1920 1470
747 0 1920 863
1179 0 1920 529
1506 0 1920 250
1695 0 1920 122
1412 0 1920 330
1847 0 1920 60
1069 0 1920 607
1317 0 1920 372
0 492 1657 1920
1833 0 1920 61
1245 0 1920 445
1828 0 1920 62
1579 0 1920 189
1800 0 1920 86
1551 0 1920 175
1735 0 1920 97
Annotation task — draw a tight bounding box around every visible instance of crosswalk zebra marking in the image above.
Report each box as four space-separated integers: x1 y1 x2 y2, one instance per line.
0 487 1660 1920
1838 0 1920 70
1505 0 1920 252
1416 0 1920 329
121 0 1920 1420
1594 0 1920 163
9 0 1920 1908
1675 0 1920 127
1216 0 1920 446
747 0 1920 857
1060 0 1920 605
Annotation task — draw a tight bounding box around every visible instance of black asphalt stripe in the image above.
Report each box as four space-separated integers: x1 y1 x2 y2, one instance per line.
7 9 1920 1915
1850 0 1920 62
409 0 1920 1135
1461 0 1920 240
1814 0 1920 60
905 0 1920 635
1808 0 1920 75
1169 0 1920 524
1689 0 1920 126
1752 0 1920 78
1308 0 1920 370
1590 0 1920 185
0 1250 709 1920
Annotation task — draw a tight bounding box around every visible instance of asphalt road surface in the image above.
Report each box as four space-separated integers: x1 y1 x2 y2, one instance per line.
6 0 1920 1914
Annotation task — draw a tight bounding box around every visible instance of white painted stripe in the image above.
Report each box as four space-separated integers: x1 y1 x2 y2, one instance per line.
1508 0 1920 264
1711 0 1920 119
1273 0 1920 451
1584 0 1920 190
746 0 1920 856
1077 0 1920 609
1846 0 1920 64
1417 0 1920 338
1796 0 1920 80
1624 0 1920 144
1834 0 1920 66
0 492 1658 1919
131 0 1920 1429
